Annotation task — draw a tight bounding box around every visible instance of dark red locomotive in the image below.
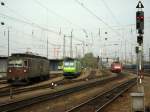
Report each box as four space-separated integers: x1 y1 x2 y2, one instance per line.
7 53 49 84
111 61 122 73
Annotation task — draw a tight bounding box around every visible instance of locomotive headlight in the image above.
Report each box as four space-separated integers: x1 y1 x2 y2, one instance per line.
9 69 11 72
114 66 120 69
23 69 27 72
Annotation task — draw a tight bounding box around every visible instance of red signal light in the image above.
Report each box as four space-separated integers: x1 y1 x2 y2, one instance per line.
140 16 144 19
136 16 144 19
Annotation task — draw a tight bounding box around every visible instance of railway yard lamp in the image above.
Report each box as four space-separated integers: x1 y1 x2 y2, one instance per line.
1 22 5 25
1 2 10 57
1 22 10 57
1 2 5 6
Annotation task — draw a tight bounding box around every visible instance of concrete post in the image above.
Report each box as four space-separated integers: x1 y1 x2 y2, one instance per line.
130 92 145 112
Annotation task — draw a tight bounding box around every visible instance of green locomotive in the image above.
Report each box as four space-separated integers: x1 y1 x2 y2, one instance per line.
63 58 82 78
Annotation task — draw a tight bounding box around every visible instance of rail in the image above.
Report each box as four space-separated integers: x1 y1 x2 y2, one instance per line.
66 78 136 112
0 75 119 112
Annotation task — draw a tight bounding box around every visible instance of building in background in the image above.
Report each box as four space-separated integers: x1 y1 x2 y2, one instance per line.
0 56 8 79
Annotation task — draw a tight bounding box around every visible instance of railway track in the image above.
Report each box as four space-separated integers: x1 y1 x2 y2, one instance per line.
0 78 65 97
66 78 136 112
0 79 7 84
0 70 105 97
0 74 120 112
0 84 11 92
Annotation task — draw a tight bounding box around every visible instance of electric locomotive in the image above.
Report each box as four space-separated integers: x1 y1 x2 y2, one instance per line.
111 61 122 73
63 58 82 78
7 53 49 84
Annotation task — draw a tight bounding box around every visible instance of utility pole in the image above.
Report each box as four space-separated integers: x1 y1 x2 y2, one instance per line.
70 30 73 58
47 37 48 58
63 35 66 58
1 2 10 57
82 41 85 57
149 48 150 65
8 28 10 57
46 8 48 59
125 40 127 64
75 46 77 58
1 22 10 57
130 44 133 64
63 30 73 58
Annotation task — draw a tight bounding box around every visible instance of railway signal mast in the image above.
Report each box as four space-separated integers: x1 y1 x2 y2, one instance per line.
130 2 145 112
136 1 144 85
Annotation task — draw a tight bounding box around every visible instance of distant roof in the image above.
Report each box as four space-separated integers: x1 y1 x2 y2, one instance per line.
11 53 48 60
0 56 8 59
64 57 76 61
49 59 63 61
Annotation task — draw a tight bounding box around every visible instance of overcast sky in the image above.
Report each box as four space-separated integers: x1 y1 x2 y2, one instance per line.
0 0 150 61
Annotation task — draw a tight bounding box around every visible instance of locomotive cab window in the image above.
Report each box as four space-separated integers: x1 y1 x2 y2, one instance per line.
24 60 28 67
69 62 74 67
64 62 70 67
64 61 74 67
8 60 23 67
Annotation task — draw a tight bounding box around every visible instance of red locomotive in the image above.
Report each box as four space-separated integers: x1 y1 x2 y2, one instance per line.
7 53 49 84
111 61 122 73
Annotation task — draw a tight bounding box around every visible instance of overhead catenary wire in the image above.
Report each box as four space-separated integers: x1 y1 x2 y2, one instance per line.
101 0 121 26
0 13 86 44
32 0 84 30
0 13 59 35
1 0 127 57
3 4 32 23
1 0 89 43
32 0 93 46
0 26 83 51
0 13 83 55
32 0 88 45
0 2 64 36
10 27 63 47
0 26 60 55
74 0 122 37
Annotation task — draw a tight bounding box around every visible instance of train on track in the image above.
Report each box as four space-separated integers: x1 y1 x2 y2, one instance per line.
7 53 49 84
63 58 82 78
123 64 150 70
111 61 122 73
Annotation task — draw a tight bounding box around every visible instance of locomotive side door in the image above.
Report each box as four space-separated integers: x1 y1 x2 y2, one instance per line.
40 61 44 76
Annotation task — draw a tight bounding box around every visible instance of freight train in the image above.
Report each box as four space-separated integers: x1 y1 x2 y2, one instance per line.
7 53 49 84
111 61 122 73
63 58 82 78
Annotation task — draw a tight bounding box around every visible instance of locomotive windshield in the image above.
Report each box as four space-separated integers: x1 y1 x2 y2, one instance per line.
64 61 74 67
8 60 23 67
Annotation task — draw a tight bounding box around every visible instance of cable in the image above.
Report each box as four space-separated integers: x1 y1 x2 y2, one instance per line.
33 0 93 44
10 27 62 46
33 0 83 29
1 2 64 35
101 0 121 25
0 13 59 34
74 0 122 37
1 1 93 50
0 13 87 44
4 4 32 22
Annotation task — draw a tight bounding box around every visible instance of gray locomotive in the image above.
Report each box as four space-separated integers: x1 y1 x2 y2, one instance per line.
7 53 49 84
